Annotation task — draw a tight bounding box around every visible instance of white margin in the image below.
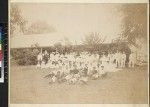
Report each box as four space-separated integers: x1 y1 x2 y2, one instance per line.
8 0 149 107
10 0 149 3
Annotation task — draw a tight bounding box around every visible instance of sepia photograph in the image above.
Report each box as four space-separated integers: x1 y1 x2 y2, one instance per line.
10 2 148 104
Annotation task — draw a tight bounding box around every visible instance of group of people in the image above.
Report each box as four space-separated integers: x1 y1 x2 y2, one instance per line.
37 50 136 84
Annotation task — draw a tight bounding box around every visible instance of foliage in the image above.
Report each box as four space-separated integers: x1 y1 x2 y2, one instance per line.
11 48 40 65
10 4 55 36
54 42 64 53
120 4 147 47
10 4 27 36
82 32 106 52
83 32 106 46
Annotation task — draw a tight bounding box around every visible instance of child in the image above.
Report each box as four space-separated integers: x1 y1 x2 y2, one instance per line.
91 67 99 80
56 71 63 83
70 65 79 74
70 76 78 84
99 65 107 78
44 72 55 84
52 75 57 83
65 73 73 84
79 75 88 85
80 64 88 76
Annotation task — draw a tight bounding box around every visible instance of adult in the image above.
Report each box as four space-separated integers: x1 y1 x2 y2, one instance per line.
43 50 49 65
129 52 136 68
121 52 126 68
37 52 43 67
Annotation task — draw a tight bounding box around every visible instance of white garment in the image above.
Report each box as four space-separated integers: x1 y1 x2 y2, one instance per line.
37 54 42 61
52 76 57 82
129 53 136 68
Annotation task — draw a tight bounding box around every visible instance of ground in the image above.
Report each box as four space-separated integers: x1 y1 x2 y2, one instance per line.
10 62 148 104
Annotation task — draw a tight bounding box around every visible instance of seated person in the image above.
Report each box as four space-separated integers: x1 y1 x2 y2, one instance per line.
70 65 79 74
44 72 54 79
98 65 107 78
80 67 88 76
70 77 78 84
79 75 88 84
65 73 73 82
56 71 62 83
74 73 80 80
88 67 98 76
52 75 57 83
90 67 99 79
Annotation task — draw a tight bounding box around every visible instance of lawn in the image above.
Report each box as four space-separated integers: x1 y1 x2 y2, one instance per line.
10 63 148 104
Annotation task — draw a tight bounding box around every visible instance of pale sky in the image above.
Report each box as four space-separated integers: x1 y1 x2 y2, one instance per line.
15 3 123 44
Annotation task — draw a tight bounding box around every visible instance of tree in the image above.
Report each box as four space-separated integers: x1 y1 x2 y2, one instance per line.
31 43 40 48
10 4 27 36
83 32 106 45
54 42 63 53
120 4 147 47
82 32 106 52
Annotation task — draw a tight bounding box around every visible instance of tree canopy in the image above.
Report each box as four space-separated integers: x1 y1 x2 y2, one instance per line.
10 4 27 36
10 4 55 36
120 4 147 47
83 32 106 46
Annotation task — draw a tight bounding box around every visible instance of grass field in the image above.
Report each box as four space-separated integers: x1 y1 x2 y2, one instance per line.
10 63 148 104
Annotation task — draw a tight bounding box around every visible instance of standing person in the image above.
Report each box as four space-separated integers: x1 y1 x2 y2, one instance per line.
50 52 55 68
115 51 121 68
129 52 136 68
55 52 60 68
110 52 115 64
50 52 54 61
37 52 43 68
107 52 111 64
43 50 49 65
91 66 99 79
121 52 126 68
106 52 116 72
100 53 108 71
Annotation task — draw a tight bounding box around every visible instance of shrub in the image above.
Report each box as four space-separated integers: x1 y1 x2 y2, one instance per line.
11 48 39 65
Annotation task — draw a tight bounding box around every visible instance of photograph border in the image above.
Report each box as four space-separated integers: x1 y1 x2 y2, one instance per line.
9 0 149 107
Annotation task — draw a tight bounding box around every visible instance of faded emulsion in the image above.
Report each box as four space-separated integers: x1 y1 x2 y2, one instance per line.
10 3 148 104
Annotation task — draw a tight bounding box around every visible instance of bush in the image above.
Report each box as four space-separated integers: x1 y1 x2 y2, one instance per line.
11 48 39 65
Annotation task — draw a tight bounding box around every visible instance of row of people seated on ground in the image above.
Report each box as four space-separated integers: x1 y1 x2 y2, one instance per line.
44 64 107 85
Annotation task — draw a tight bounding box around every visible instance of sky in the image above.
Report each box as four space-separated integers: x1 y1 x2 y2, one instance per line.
14 3 123 44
